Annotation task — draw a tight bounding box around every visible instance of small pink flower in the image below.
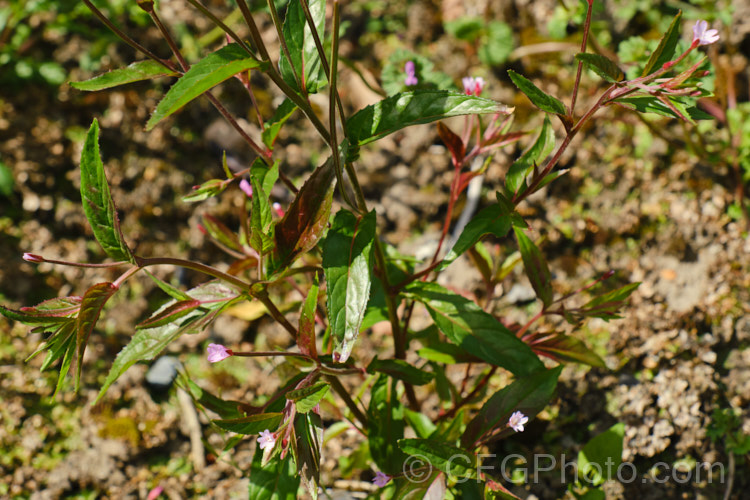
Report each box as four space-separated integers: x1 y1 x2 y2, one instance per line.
239 179 253 198
272 202 285 217
207 343 232 363
258 429 276 451
404 61 418 87
692 20 719 46
508 411 529 432
372 471 391 487
22 253 44 263
146 486 164 500
462 76 486 96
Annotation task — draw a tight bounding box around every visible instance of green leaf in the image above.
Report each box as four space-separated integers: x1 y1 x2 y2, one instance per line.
75 282 118 391
146 44 264 130
444 17 484 42
96 282 240 402
0 160 13 197
182 178 227 203
479 21 514 66
642 11 682 76
406 282 543 377
70 60 177 91
298 278 319 359
292 412 323 499
1 297 81 325
274 157 336 268
441 203 514 271
135 299 201 330
398 439 477 479
581 282 640 320
53 331 76 396
248 444 300 500
279 0 327 95
405 409 437 439
286 382 330 413
80 119 133 262
507 70 567 115
525 332 605 367
513 227 553 307
184 379 242 419
461 366 562 447
262 99 297 148
575 53 624 82
250 158 280 198
367 357 435 386
214 413 283 435
202 214 241 252
346 90 512 146
506 115 556 195
249 173 275 254
143 270 193 301
578 423 624 486
368 375 406 475
417 344 481 364
323 209 376 363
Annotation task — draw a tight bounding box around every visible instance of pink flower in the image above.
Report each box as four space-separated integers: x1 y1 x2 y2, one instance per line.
146 486 164 500
372 471 391 487
272 202 285 217
462 76 486 96
404 61 418 87
206 343 232 363
692 20 719 46
239 179 253 198
508 411 529 432
258 429 276 451
22 253 44 263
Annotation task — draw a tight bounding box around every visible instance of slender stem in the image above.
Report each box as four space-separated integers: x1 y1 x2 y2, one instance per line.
236 0 271 62
438 367 497 422
326 375 369 427
149 10 189 71
205 92 272 160
24 255 128 268
137 256 252 291
113 265 141 288
232 350 314 360
569 0 595 114
184 0 255 56
515 309 544 340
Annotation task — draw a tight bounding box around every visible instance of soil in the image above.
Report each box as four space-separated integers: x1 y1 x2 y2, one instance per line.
1 1 749 500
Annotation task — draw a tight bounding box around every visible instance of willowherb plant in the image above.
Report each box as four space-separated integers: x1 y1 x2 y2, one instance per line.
2 1 718 497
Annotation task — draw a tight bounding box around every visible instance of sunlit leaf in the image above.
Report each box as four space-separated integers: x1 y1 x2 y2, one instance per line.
279 0 327 95
214 412 283 435
286 382 330 413
506 115 555 195
247 443 300 500
578 423 624 486
70 60 177 91
262 99 297 148
75 282 119 391
642 11 682 76
575 53 624 82
292 412 323 499
398 439 477 478
524 332 605 367
182 178 227 203
507 70 567 115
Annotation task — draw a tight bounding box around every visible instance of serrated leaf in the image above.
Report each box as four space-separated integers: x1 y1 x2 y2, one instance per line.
248 443 300 500
274 157 336 268
578 423 624 486
75 282 118 391
279 0 327 95
642 11 682 76
398 439 477 479
286 382 330 413
136 299 201 329
525 332 605 367
96 282 240 402
507 70 567 115
70 60 177 91
262 99 297 148
405 281 543 376
214 412 283 435
183 178 227 203
581 282 640 320
575 53 624 82
146 44 264 130
323 209 376 363
346 90 512 146
298 278 319 359
80 119 133 262
461 366 562 447
506 115 556 195
514 228 553 307
441 203 514 271
367 357 435 386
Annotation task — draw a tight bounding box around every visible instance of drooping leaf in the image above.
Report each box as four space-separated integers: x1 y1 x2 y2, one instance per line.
507 70 567 115
279 0 327 95
441 203 515 271
398 439 477 479
146 44 265 130
292 411 323 500
75 282 118 391
262 99 297 148
461 366 562 447
80 119 133 262
286 382 330 413
346 90 512 146
524 332 605 367
514 226 554 307
642 11 682 76
367 357 435 386
274 157 336 268
405 282 543 376
247 443 300 500
70 60 177 91
96 281 240 402
506 115 556 195
182 178 227 203
323 209 376 363
135 299 201 330
298 278 319 359
214 412 283 435
578 423 624 486
580 282 640 320
575 53 624 82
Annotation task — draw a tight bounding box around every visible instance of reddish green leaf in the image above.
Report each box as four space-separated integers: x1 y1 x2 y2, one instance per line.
514 226 553 307
524 332 605 367
461 366 562 448
485 480 522 500
75 282 119 391
642 11 682 76
70 59 177 91
323 210 377 363
136 299 201 329
581 282 640 320
275 157 336 268
214 412 283 435
1 297 81 326
298 278 319 359
437 122 465 167
80 119 133 262
146 44 265 130
183 178 227 203
201 214 241 252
